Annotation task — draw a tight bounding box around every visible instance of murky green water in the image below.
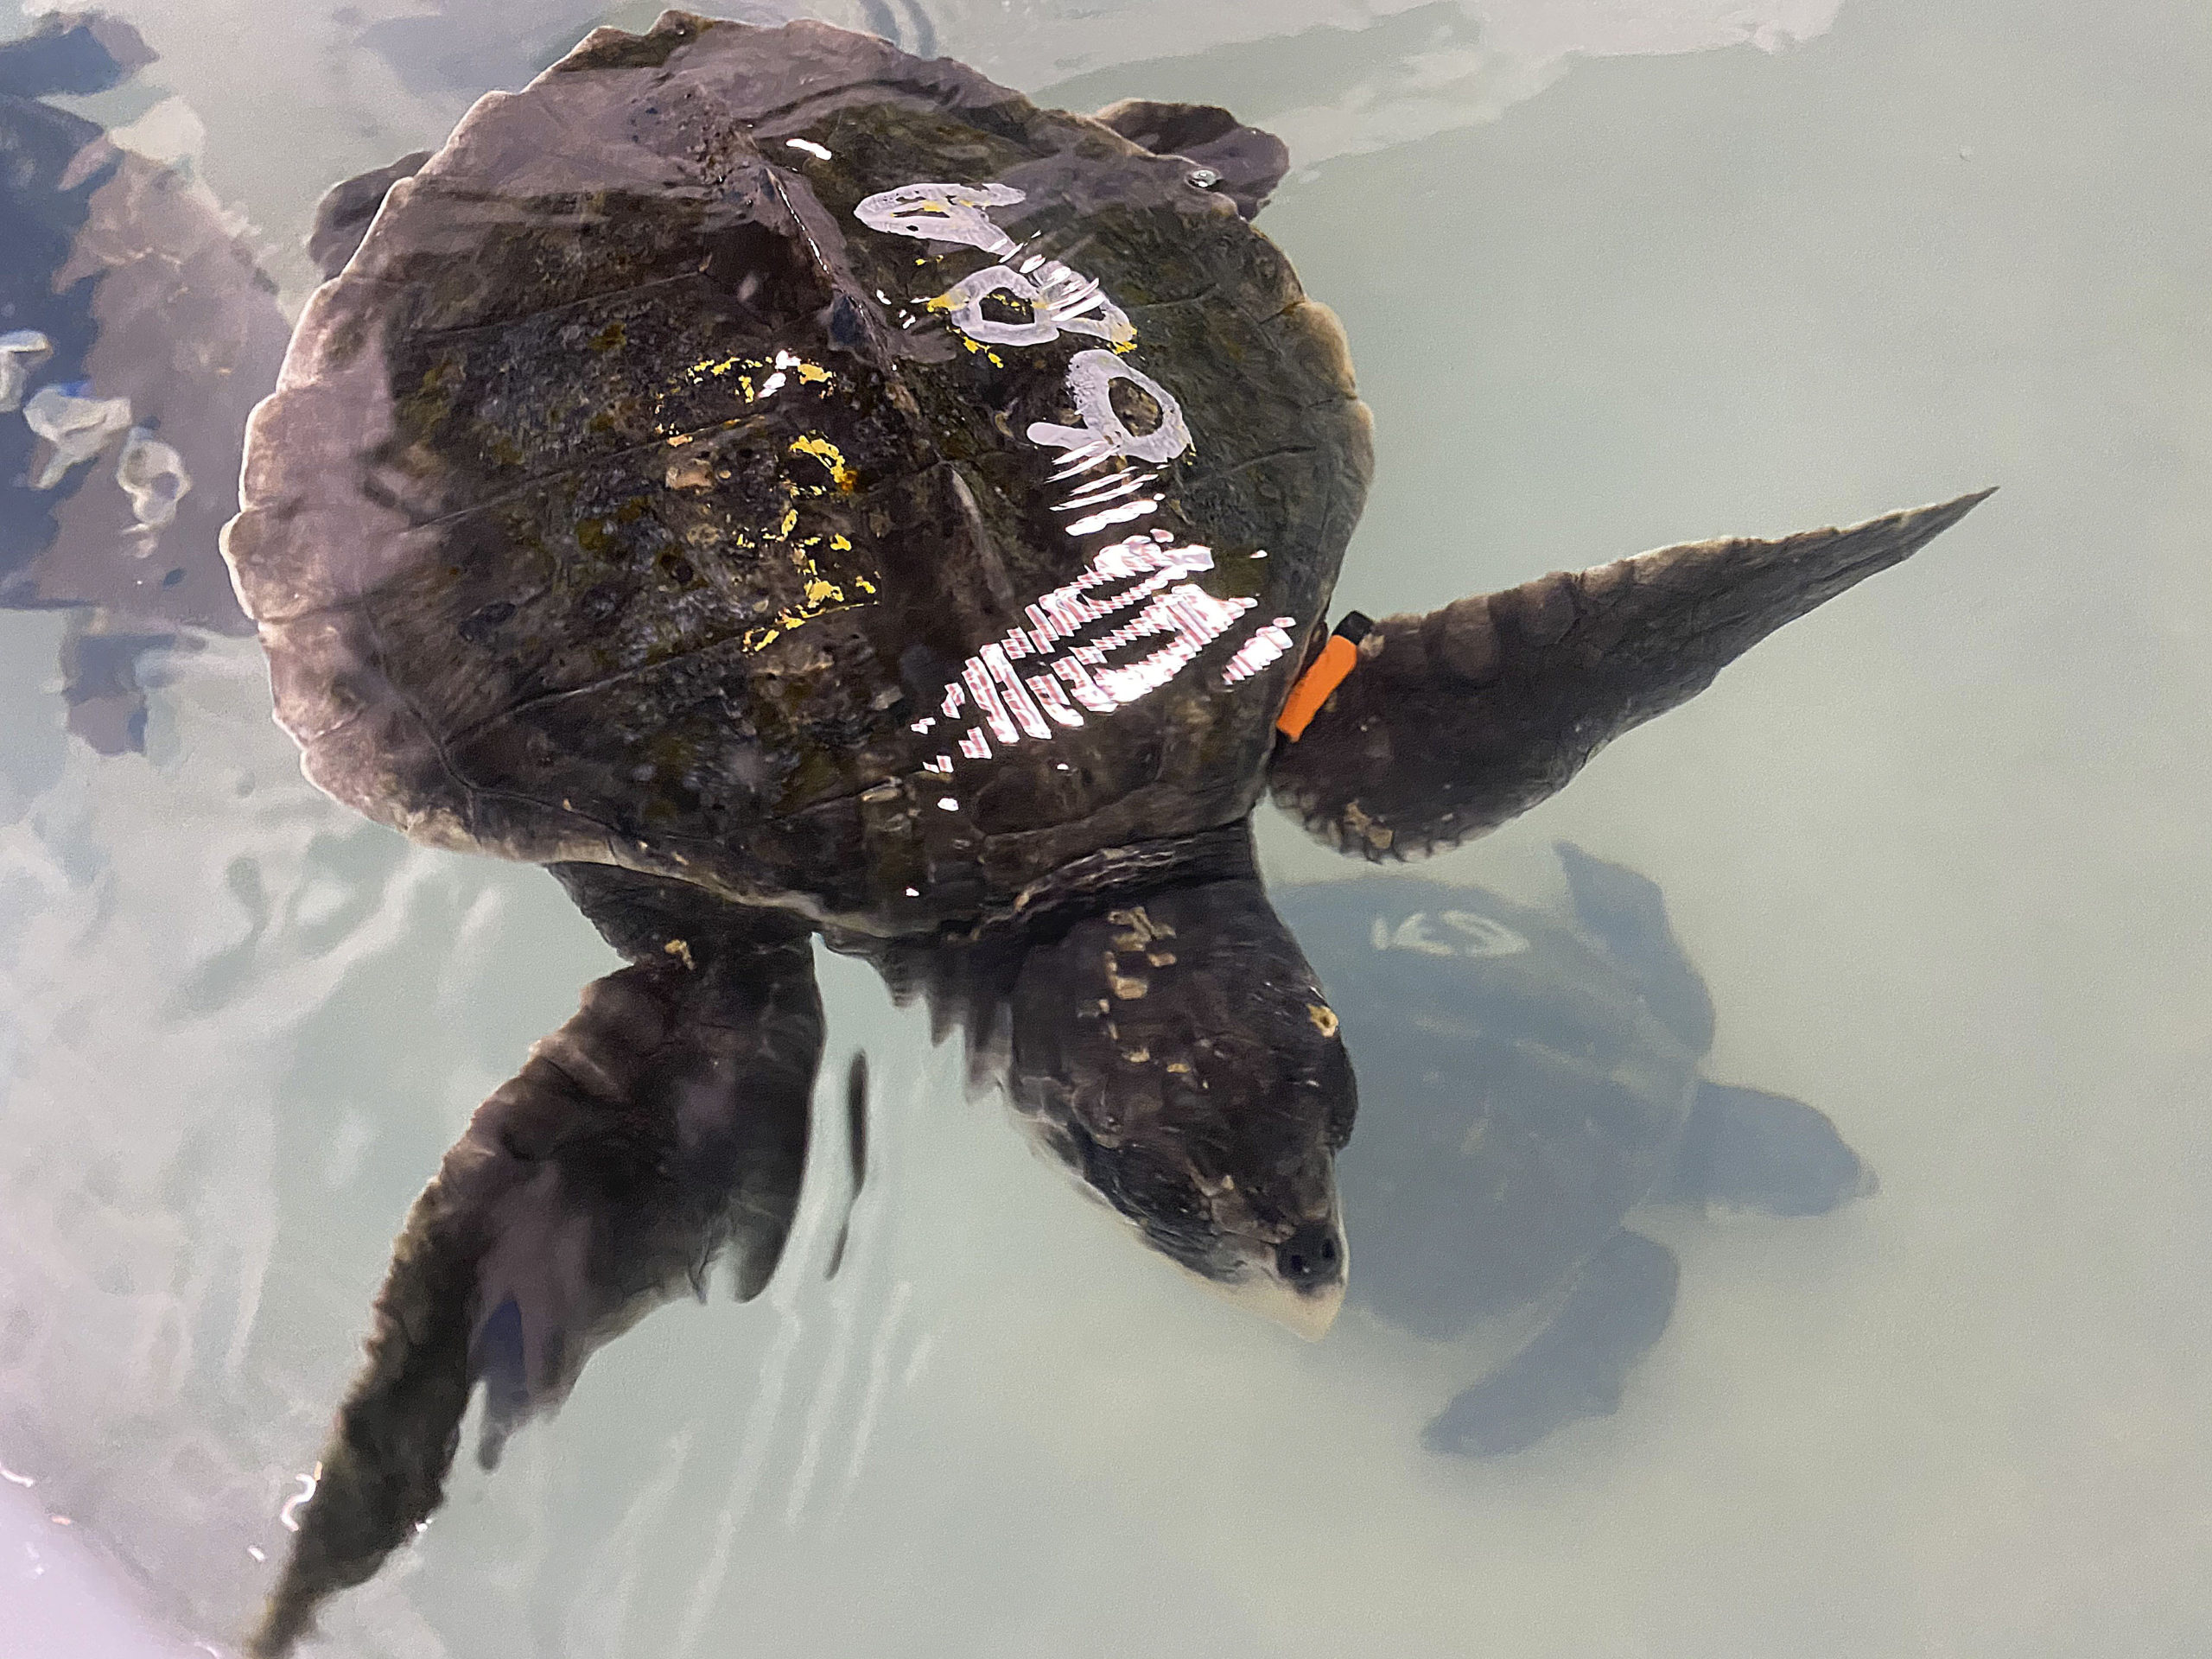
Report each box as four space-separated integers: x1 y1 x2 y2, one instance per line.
3 0 2207 1654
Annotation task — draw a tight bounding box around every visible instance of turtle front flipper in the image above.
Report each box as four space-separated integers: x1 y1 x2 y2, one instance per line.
1269 491 1993 860
1555 842 1716 1056
1424 1228 1681 1458
249 875 821 1659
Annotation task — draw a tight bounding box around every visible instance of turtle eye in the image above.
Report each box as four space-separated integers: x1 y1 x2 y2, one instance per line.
1185 167 1221 189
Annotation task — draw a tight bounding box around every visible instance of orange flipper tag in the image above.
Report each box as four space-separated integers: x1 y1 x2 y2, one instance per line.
1275 612 1372 741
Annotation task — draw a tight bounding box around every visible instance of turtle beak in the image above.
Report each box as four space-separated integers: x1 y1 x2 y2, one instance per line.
1231 1272 1345 1341
1205 1217 1349 1340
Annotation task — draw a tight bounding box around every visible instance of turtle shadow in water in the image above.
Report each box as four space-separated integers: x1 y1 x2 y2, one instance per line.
1281 844 1876 1459
0 11 282 753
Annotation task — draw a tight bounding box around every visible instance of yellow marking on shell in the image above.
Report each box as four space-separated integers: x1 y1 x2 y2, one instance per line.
738 539 880 653
664 449 715 491
1307 1003 1340 1038
664 938 696 971
789 435 858 491
1104 950 1149 1000
679 351 836 399
1107 907 1174 946
779 504 799 537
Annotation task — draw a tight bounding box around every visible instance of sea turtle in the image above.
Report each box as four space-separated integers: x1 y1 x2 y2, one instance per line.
222 11 1985 1651
1282 846 1873 1459
0 10 280 750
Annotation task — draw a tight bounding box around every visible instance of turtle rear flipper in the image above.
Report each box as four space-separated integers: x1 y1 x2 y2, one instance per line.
304 149 430 280
1269 491 1993 861
1090 98 1289 218
250 897 821 1659
1663 1080 1876 1215
1422 1228 1680 1459
0 11 155 99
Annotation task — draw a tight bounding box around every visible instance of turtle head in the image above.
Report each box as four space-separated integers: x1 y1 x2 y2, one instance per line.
1004 873 1354 1338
